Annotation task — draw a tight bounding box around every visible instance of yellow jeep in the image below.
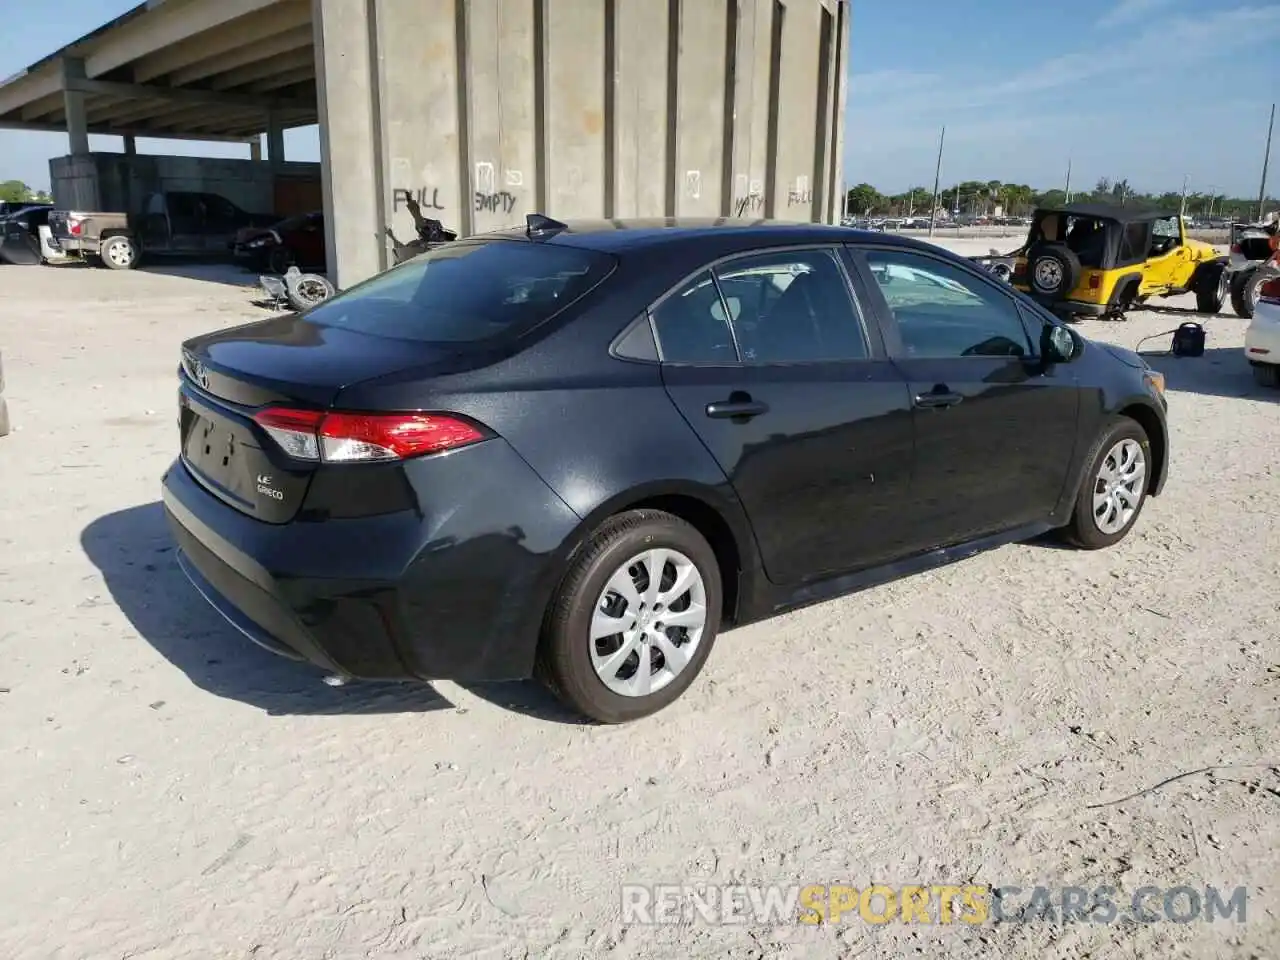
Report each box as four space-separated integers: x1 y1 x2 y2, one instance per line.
1011 202 1230 318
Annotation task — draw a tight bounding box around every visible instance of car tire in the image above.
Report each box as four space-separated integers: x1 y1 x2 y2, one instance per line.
284 273 336 311
1253 363 1280 388
1193 262 1228 314
1025 242 1081 298
99 235 138 270
536 509 722 724
1063 417 1152 550
1230 268 1265 319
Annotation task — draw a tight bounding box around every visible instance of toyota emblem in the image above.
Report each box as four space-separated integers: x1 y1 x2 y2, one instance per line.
193 361 209 389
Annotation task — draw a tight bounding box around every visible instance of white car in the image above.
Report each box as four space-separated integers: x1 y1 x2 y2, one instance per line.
1245 273 1280 387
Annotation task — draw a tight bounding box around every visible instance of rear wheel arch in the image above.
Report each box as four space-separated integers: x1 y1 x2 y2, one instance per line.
1109 272 1143 306
1116 402 1165 495
546 483 754 631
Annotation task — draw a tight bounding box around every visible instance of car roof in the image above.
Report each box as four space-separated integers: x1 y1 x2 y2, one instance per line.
1037 201 1175 224
470 216 945 256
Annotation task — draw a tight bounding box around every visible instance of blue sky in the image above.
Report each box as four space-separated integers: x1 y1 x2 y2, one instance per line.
1 0 1277 198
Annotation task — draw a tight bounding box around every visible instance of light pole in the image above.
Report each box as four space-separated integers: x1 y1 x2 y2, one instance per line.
1064 157 1072 203
1259 103 1275 222
928 125 945 238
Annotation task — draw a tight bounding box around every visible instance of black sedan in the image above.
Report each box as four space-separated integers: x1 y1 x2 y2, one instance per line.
163 217 1169 723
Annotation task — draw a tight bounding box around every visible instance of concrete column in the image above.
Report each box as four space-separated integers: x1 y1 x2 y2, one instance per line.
312 0 383 287
267 111 285 169
61 58 90 156
250 139 263 161
123 135 137 155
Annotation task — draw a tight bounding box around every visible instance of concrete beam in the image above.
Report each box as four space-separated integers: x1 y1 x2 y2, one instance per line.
19 92 64 122
0 66 61 118
209 48 314 91
0 119 255 143
126 101 267 132
85 0 285 78
66 76 314 112
248 65 316 93
134 1 311 83
168 24 313 87
88 97 171 125
100 96 252 128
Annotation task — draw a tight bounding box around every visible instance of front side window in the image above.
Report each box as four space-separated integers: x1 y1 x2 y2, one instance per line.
305 239 616 344
865 250 1031 359
713 248 868 362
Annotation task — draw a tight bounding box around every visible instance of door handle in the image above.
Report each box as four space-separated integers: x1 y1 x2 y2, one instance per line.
913 390 964 409
706 397 769 420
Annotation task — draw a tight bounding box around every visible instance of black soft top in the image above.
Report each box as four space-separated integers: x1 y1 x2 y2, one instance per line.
1036 201 1176 224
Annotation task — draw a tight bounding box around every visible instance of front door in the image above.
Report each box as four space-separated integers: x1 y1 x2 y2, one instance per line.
856 246 1081 551
652 246 916 586
1143 216 1190 293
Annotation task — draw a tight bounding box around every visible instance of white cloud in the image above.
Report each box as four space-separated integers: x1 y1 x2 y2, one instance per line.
847 4 1280 122
1097 0 1183 30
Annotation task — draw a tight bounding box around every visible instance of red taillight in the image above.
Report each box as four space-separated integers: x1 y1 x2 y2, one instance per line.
1088 273 1101 290
68 218 83 236
1261 276 1280 300
1230 243 1241 254
253 407 485 463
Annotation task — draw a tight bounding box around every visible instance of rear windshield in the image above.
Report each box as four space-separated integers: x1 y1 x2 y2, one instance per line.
304 239 617 344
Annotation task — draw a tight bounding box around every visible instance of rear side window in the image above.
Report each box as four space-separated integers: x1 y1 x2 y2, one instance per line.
650 271 738 363
305 239 616 344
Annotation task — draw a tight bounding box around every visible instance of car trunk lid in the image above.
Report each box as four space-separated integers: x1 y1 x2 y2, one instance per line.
178 314 470 523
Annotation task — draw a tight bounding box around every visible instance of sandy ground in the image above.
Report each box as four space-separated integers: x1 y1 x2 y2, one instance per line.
0 250 1276 960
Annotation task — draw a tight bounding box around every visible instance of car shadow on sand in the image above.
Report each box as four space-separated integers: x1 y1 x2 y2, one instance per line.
1138 346 1278 403
80 502 454 716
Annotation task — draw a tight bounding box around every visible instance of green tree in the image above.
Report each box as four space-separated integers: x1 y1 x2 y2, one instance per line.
0 180 31 203
845 183 882 215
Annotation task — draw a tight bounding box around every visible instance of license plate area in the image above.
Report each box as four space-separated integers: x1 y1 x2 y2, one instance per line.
178 387 313 522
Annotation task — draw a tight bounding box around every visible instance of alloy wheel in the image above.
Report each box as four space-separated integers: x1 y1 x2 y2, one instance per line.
107 241 134 267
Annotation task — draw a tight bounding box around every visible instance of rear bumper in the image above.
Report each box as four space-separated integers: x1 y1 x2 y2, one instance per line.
161 440 582 682
1244 303 1280 366
52 237 100 255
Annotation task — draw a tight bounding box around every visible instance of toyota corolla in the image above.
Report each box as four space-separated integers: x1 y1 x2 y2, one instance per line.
163 216 1169 723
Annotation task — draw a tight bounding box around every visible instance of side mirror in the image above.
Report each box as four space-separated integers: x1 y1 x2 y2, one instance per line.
1042 324 1079 363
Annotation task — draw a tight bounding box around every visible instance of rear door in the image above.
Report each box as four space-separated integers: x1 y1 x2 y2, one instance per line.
854 245 1081 550
653 245 916 586
137 192 172 250
164 192 205 252
200 194 245 251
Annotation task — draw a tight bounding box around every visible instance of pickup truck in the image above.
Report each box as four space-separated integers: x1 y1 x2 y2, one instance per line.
48 190 277 270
